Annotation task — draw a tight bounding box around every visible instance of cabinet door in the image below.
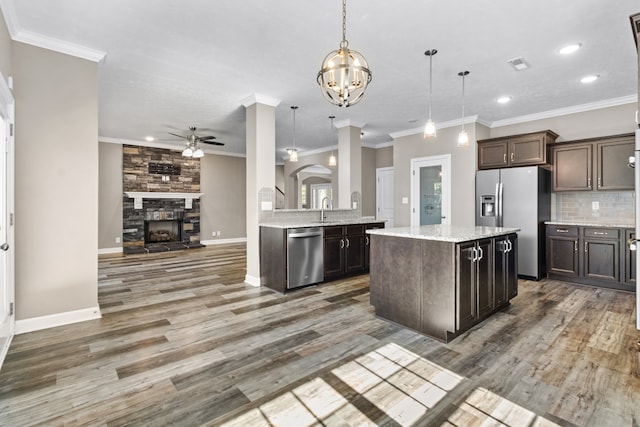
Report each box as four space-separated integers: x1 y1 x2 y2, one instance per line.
323 235 344 278
344 233 365 273
494 236 508 306
547 233 579 278
625 229 636 285
583 238 620 282
596 139 635 190
476 238 494 318
509 135 545 166
507 234 518 299
478 141 508 169
553 144 592 191
456 242 477 331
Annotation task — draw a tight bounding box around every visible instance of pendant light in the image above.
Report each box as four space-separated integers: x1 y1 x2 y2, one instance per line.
287 106 299 162
317 0 372 107
424 49 438 139
457 71 470 147
328 115 337 166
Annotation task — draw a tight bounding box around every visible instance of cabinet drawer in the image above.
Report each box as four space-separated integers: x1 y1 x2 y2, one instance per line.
323 226 343 237
547 226 578 237
345 225 364 235
584 228 619 239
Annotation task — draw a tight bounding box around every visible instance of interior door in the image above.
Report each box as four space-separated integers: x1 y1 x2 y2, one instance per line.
411 155 451 227
376 167 394 227
0 73 15 370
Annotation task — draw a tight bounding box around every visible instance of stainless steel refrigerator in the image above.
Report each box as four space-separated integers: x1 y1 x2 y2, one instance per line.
476 166 551 280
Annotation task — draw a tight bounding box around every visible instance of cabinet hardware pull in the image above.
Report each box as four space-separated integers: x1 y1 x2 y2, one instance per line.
598 177 601 187
340 239 345 249
345 237 350 248
503 153 506 163
587 177 591 188
574 240 578 251
511 152 515 162
584 241 588 252
508 240 513 252
556 229 569 233
471 247 478 262
478 247 484 261
593 231 606 235
365 236 369 246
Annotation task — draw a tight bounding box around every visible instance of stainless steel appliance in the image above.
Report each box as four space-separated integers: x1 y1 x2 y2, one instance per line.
476 166 551 279
286 227 324 289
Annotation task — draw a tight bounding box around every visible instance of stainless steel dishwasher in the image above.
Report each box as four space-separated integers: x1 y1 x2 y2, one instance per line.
287 227 324 289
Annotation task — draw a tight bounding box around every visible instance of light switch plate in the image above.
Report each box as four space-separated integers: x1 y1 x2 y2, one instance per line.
592 201 599 210
402 197 409 204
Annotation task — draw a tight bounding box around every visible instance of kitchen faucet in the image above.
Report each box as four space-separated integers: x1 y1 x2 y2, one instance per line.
320 197 333 222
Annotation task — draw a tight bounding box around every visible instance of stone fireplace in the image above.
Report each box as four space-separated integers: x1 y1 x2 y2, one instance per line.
122 145 203 254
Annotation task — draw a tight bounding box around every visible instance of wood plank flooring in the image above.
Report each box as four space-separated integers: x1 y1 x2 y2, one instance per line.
1 243 640 426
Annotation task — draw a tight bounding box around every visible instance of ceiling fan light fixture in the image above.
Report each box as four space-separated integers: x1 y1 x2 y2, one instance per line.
192 148 204 158
424 49 438 139
317 0 372 107
182 146 194 157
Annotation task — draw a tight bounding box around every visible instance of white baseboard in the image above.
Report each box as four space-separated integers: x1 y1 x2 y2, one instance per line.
98 247 123 255
15 306 102 334
244 274 261 287
201 237 247 246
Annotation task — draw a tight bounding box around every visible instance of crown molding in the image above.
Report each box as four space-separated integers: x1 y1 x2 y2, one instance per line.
334 119 366 129
240 93 281 108
99 137 247 158
389 115 479 139
490 95 637 128
368 140 394 149
0 0 19 37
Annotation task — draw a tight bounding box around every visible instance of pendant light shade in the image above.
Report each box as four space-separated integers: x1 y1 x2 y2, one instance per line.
457 71 470 148
328 115 337 166
287 106 299 162
317 0 372 107
424 49 438 139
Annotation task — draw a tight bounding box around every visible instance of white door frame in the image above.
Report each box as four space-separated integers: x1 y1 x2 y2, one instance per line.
410 154 451 227
0 73 15 371
376 167 394 227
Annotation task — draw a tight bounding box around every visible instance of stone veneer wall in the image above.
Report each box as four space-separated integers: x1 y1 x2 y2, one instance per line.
122 145 202 254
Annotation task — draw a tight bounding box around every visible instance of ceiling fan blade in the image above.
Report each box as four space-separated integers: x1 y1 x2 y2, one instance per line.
168 132 186 139
201 140 225 146
197 136 217 141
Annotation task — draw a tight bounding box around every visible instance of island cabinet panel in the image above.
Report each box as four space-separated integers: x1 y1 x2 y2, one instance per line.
369 230 517 343
494 233 518 307
369 235 423 332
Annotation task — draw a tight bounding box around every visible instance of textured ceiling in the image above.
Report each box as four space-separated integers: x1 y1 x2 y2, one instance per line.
2 0 639 159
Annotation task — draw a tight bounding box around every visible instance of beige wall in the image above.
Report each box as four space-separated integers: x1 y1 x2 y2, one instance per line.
284 151 338 209
98 142 123 249
361 147 376 216
13 42 99 320
0 14 10 78
489 103 637 141
375 145 393 168
393 125 477 227
201 154 247 240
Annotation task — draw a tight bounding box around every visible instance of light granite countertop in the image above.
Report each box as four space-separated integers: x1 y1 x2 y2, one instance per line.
545 221 634 228
367 224 520 243
259 217 383 229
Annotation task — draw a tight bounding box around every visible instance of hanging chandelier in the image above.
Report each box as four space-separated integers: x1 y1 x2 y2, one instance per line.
457 71 470 147
424 49 438 139
317 0 372 107
287 106 299 162
328 115 337 166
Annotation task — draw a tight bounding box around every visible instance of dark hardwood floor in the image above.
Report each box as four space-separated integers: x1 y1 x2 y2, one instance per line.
1 243 639 426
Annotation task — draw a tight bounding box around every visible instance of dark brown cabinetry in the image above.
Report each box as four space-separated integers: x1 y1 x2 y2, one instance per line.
551 134 634 192
364 222 385 269
494 233 518 306
546 225 634 291
625 229 636 285
456 239 493 331
477 130 558 170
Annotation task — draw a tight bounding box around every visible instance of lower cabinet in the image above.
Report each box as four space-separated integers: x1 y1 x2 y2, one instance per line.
546 225 634 291
495 233 518 305
456 239 493 331
324 222 385 280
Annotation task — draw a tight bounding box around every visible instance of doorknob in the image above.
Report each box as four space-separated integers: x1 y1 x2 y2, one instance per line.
0 243 8 251
441 216 446 219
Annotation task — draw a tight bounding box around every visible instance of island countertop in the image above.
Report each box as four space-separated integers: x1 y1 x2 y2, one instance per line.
367 224 520 243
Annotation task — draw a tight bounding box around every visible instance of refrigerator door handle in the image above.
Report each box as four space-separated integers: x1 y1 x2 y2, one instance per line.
497 182 504 227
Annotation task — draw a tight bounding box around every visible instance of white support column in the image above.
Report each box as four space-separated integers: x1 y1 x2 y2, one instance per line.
242 93 279 287
335 120 364 209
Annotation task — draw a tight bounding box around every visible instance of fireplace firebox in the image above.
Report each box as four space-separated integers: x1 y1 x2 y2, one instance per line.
144 220 182 244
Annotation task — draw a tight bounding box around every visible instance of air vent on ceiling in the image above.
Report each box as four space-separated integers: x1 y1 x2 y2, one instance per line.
506 57 530 71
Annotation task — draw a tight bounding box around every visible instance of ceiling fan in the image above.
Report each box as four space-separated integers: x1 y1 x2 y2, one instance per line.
169 126 224 158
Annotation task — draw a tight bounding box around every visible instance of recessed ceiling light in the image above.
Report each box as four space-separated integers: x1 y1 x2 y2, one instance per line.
559 43 582 55
497 96 512 104
580 75 599 84
145 136 155 142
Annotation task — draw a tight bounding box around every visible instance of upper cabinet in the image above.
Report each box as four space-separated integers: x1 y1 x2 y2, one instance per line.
477 130 558 170
551 134 635 192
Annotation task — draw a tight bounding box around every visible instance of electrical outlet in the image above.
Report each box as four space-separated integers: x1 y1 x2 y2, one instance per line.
115 237 121 244
217 230 221 236
212 231 216 237
592 201 599 210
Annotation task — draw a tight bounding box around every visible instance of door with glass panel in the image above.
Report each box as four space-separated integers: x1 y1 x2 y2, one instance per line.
411 155 451 227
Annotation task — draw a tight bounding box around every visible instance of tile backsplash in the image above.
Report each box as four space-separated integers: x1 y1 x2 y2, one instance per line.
553 191 635 224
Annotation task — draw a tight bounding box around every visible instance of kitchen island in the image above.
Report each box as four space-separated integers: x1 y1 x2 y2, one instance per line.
367 225 519 343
